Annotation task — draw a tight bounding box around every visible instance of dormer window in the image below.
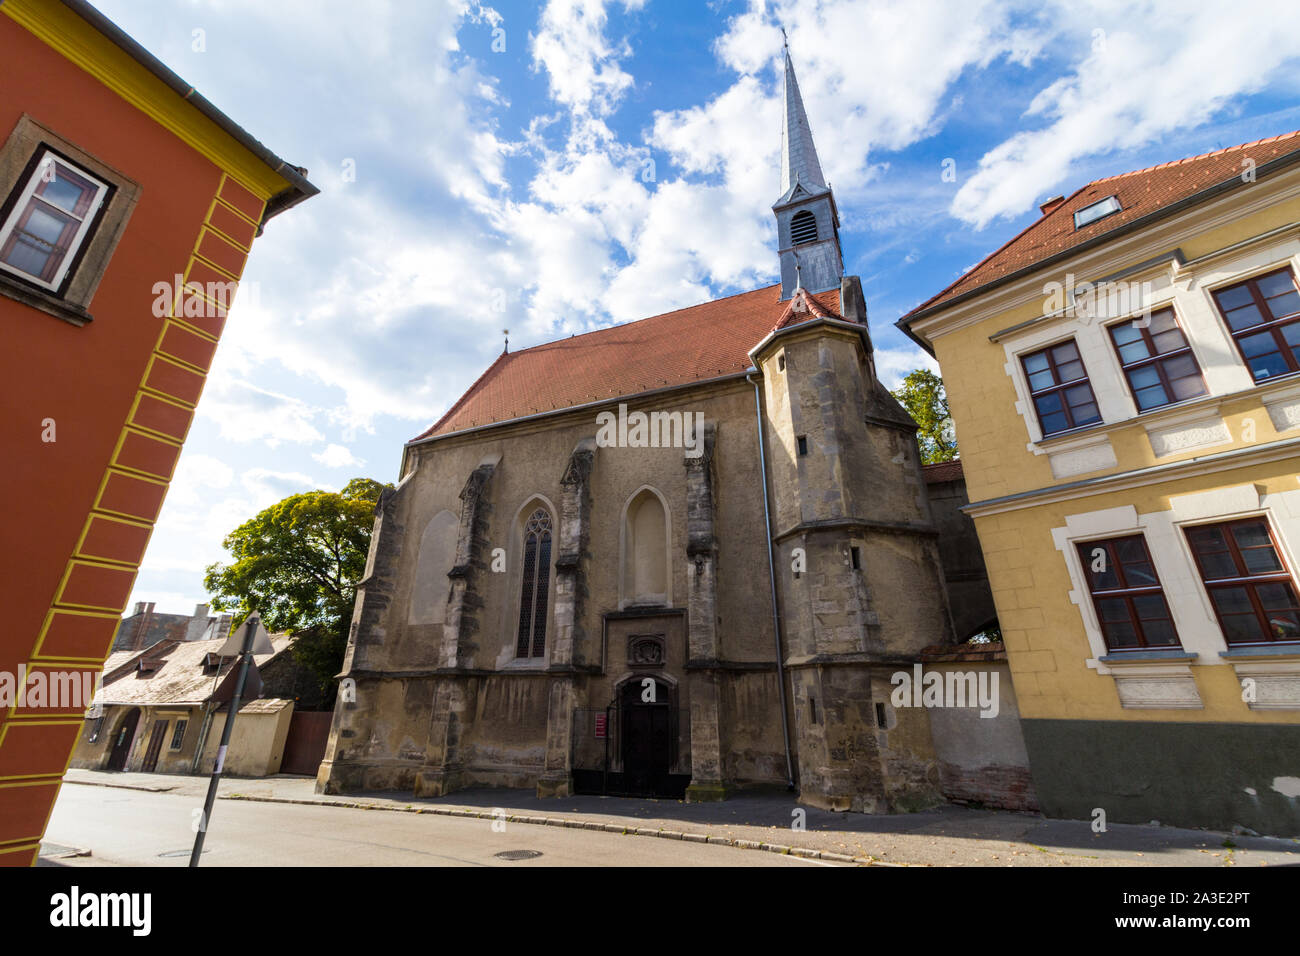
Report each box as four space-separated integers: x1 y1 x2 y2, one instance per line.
1073 195 1121 229
790 210 818 245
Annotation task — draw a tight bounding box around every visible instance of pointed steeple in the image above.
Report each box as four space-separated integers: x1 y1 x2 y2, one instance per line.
773 42 842 301
779 47 826 197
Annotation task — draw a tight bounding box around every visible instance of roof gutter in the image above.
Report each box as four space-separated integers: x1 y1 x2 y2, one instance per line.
54 0 319 224
896 144 1300 346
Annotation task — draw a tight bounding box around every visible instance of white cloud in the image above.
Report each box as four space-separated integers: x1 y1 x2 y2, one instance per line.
313 443 365 468
951 0 1300 227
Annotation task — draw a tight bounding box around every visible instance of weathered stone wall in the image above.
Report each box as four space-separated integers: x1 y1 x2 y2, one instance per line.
319 378 791 796
924 472 998 640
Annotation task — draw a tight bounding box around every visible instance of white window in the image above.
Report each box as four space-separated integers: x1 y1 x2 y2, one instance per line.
1073 195 1121 229
0 148 110 293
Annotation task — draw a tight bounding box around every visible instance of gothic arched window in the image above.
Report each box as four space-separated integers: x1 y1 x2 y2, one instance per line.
790 210 818 245
516 508 553 658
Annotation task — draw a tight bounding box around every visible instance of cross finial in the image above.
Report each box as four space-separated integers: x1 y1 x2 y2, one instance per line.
781 26 788 50
503 328 509 353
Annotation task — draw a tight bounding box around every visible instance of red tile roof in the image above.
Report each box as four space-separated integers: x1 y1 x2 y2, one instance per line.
903 130 1300 320
413 284 844 441
921 458 964 483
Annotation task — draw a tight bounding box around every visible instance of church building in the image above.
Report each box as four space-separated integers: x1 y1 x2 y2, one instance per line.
316 52 1022 812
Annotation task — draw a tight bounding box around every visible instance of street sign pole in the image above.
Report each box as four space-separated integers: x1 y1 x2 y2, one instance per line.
188 612 259 867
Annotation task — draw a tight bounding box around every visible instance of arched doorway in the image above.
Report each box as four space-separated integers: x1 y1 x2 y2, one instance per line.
620 678 672 797
105 708 140 772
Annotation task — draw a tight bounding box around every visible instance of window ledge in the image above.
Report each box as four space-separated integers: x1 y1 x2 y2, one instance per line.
1034 420 1109 449
0 270 92 327
1219 644 1300 660
1099 650 1198 664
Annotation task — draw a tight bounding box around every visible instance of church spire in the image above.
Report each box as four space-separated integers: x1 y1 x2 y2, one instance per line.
779 44 826 196
773 43 842 301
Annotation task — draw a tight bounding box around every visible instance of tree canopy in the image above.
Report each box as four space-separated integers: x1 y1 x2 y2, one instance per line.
203 477 390 700
891 368 958 464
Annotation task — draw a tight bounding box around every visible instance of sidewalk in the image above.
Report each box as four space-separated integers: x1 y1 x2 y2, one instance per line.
61 768 1300 866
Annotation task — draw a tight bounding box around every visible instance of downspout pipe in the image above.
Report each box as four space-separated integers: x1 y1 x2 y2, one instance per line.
747 370 796 790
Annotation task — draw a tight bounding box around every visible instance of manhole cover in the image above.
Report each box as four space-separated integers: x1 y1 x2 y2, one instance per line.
158 848 205 858
494 849 543 861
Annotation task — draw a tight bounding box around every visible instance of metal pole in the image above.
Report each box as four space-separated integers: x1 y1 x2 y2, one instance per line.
188 613 257 867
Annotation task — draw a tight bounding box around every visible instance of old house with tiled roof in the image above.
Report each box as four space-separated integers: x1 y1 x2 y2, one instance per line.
900 131 1300 835
317 52 1024 813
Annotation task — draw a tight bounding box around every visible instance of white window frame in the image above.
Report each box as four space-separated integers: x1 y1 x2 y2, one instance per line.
0 148 110 293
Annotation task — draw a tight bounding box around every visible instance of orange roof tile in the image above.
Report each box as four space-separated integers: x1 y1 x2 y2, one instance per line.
903 130 1300 321
413 284 844 441
921 459 964 483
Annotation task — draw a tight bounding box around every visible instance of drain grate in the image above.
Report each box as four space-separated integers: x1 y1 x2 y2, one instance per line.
494 849 543 861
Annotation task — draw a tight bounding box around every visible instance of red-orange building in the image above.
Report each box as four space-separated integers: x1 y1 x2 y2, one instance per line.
0 0 316 865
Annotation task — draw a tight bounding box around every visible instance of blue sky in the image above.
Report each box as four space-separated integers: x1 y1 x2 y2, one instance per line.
97 0 1300 615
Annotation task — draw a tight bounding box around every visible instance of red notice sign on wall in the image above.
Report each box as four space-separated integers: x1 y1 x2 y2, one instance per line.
594 714 607 738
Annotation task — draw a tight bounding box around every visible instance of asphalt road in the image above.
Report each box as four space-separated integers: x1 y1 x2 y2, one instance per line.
42 785 840 867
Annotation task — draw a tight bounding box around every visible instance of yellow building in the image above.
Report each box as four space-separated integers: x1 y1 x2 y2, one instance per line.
900 132 1300 835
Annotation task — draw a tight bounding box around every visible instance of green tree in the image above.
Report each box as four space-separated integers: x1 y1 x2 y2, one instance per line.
891 368 957 464
203 477 390 701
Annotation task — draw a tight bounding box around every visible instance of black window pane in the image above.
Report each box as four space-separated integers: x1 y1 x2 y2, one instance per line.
1241 548 1283 574
1266 612 1300 641
1215 285 1254 310
1052 341 1080 363
1071 403 1100 425
1247 351 1290 380
1160 353 1197 380
1257 581 1299 611
1035 392 1063 414
1134 384 1169 410
1056 360 1085 382
1219 611 1266 644
1230 522 1270 549
1256 270 1296 298
1079 543 1120 590
1118 340 1149 364
1103 621 1140 648
1266 290 1300 319
1225 304 1264 331
1139 618 1179 647
1148 309 1177 335
1111 322 1142 345
1131 594 1169 620
1151 329 1186 354
1096 597 1131 623
1211 587 1253 615
1040 411 1068 435
1199 551 1238 579
531 533 551 656
1063 384 1094 406
1187 525 1227 553
1169 374 1207 401
1028 369 1055 391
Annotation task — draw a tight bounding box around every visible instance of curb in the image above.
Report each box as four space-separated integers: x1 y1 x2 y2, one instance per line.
62 778 176 794
219 792 892 866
